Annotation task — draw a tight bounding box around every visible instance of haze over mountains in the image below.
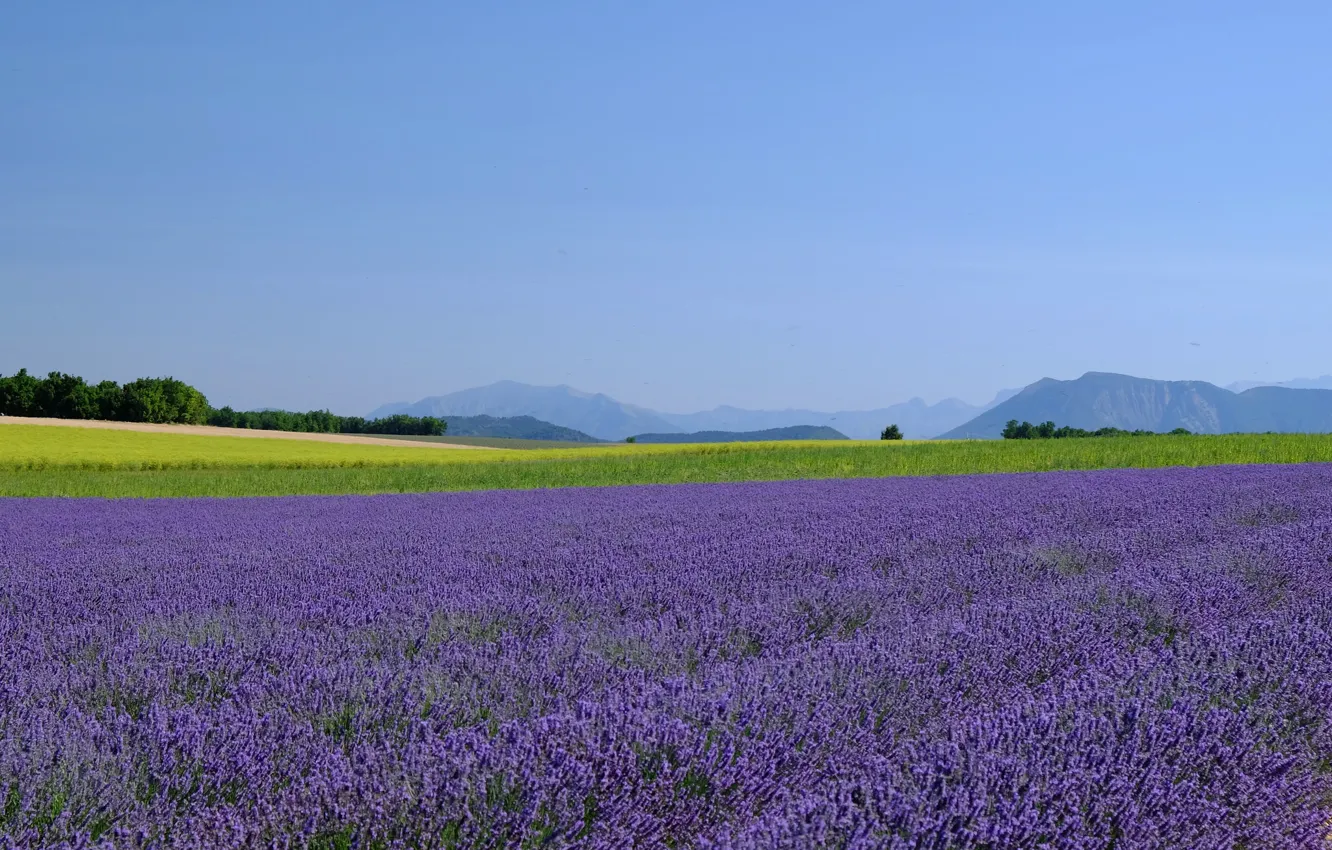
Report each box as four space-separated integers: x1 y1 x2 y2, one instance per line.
375 372 1332 442
1224 375 1332 393
940 372 1332 439
370 382 679 442
371 382 1020 441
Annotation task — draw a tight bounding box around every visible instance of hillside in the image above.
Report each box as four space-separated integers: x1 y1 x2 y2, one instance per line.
436 414 602 443
938 372 1332 439
373 382 1019 441
370 382 678 442
630 425 849 443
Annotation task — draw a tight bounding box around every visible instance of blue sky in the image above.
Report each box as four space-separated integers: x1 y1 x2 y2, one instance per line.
3 1 1330 415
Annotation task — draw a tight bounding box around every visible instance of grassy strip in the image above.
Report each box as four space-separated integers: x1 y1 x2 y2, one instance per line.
5 434 1332 497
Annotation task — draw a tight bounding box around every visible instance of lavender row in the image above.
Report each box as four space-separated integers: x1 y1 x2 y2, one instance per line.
2 465 1332 847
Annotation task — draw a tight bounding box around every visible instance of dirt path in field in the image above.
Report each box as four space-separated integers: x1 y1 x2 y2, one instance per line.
0 417 499 450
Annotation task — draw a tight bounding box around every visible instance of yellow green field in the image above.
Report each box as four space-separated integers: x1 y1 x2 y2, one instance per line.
0 423 841 470
4 422 1332 497
0 423 549 470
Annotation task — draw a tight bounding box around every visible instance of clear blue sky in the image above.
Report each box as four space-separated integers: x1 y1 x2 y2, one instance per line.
4 1 1330 415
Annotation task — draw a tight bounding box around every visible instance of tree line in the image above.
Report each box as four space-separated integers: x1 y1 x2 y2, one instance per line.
207 407 444 436
1001 419 1193 439
0 369 445 436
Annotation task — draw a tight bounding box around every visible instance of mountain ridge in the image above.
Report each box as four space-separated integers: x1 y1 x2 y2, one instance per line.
369 381 682 441
374 374 1332 442
1225 375 1332 393
371 381 1015 441
939 372 1332 439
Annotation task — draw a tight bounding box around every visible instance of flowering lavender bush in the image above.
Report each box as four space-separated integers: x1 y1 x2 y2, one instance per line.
3 465 1332 848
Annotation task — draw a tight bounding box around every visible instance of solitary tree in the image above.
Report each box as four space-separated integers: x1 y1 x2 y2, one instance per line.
880 424 903 440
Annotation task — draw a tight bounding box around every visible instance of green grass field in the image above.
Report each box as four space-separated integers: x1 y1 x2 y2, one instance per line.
4 423 1332 497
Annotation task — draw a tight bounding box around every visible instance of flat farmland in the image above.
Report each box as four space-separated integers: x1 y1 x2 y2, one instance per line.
0 417 498 450
3 466 1331 846
7 422 1332 497
0 422 513 472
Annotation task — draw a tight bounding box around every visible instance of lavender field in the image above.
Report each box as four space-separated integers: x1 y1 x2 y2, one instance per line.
4 467 1332 848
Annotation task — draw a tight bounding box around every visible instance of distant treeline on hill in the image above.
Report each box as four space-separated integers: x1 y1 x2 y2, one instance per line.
1001 419 1194 440
0 369 445 436
207 407 445 436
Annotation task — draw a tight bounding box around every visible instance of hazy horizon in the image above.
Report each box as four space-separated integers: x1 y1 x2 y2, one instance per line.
367 371 1332 422
5 2 1330 414
2 364 1331 419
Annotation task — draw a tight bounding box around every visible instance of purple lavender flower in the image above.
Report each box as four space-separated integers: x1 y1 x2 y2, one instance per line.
2 464 1331 847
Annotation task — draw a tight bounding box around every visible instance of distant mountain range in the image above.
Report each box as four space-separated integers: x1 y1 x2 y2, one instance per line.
440 414 602 443
632 425 849 444
1224 375 1332 393
372 382 1019 441
370 382 677 442
374 372 1332 443
939 372 1332 439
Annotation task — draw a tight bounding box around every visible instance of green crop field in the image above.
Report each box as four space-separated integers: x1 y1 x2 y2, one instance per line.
0 424 520 470
4 422 1332 497
0 423 771 471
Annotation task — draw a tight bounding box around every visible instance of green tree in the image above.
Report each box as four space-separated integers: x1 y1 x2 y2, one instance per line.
208 406 240 428
34 372 98 419
119 378 169 423
1002 418 1187 440
92 381 123 420
361 413 446 436
158 377 209 424
0 368 41 416
422 416 446 436
880 424 903 440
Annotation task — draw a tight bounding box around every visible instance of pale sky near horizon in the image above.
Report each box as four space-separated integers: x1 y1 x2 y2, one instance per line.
3 2 1330 416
